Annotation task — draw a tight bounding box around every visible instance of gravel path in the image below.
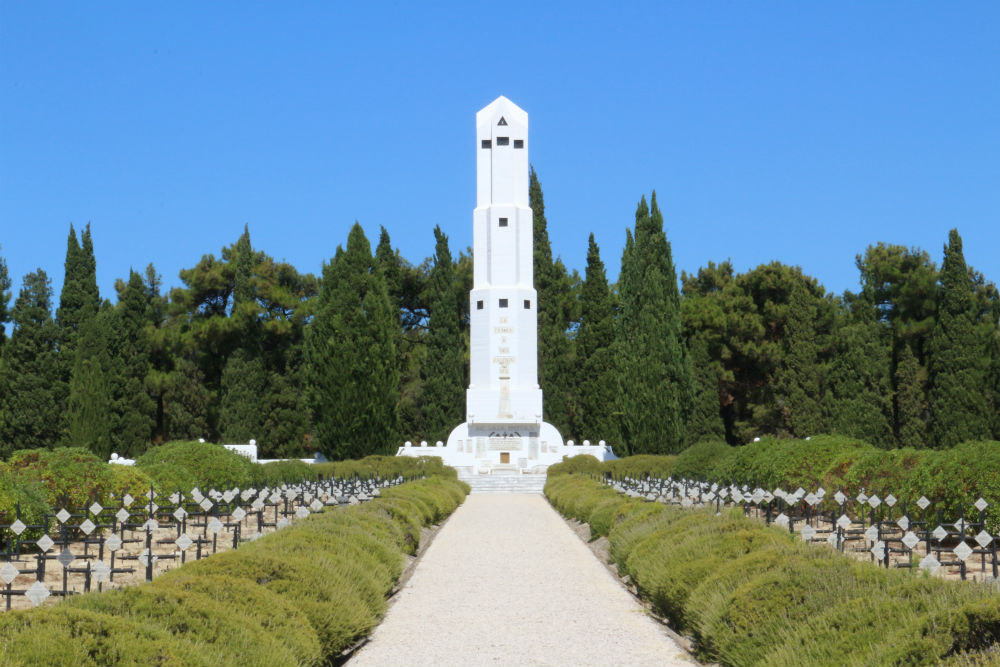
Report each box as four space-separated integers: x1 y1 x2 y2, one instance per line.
348 494 697 667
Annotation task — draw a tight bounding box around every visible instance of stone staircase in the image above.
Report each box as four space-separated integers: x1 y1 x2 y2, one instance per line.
458 473 548 494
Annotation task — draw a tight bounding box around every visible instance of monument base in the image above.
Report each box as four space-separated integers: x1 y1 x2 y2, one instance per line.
396 421 617 475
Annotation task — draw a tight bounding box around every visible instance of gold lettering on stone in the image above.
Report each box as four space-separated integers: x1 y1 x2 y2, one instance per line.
494 327 514 334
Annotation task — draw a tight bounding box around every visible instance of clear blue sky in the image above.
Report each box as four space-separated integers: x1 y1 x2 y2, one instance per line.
2 3 998 308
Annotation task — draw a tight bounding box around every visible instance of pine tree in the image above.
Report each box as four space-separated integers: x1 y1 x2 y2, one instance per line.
219 225 267 443
421 226 465 443
529 168 576 437
928 229 992 447
825 298 894 448
773 281 826 437
895 341 928 448
305 223 399 459
615 193 694 454
573 234 620 444
113 271 156 456
0 270 63 456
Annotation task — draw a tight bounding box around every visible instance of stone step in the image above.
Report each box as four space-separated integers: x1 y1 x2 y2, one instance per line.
459 474 548 494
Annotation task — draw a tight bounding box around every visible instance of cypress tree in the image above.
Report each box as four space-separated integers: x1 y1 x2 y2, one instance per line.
259 366 311 458
162 356 209 441
573 234 619 444
894 341 929 448
685 335 726 445
113 270 156 456
305 223 399 459
57 224 100 364
773 281 826 437
615 192 694 454
421 226 465 443
825 298 894 448
219 225 267 443
928 229 992 447
66 305 116 458
0 270 63 456
0 246 10 353
529 168 576 437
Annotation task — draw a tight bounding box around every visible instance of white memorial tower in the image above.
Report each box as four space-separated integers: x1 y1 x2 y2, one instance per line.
398 96 616 474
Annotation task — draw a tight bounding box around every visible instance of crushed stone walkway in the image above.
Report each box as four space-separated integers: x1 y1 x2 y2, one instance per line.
348 494 697 667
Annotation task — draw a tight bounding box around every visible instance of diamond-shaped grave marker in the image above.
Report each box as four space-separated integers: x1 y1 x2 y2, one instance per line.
310 499 323 512
826 531 840 548
137 550 158 568
251 499 264 512
897 516 910 532
148 503 159 514
122 494 134 507
954 541 974 562
104 534 122 551
919 553 940 573
955 518 967 533
56 508 71 524
91 560 110 583
145 488 157 500
865 525 880 542
79 519 96 535
1 562 19 584
801 525 816 541
25 580 49 606
932 525 948 542
276 518 290 529
36 535 54 552
10 519 26 536
902 531 920 550
173 508 187 522
57 550 75 568
170 492 183 505
836 514 852 530
834 490 847 505
774 513 789 528
868 494 882 509
917 496 931 510
199 498 213 512
975 530 993 549
975 498 989 513
295 507 310 519
762 491 774 503
870 541 886 561
143 519 159 532
751 490 764 504
115 508 130 524
207 518 223 534
223 490 236 504
805 493 819 506
857 492 868 504
175 534 193 551
885 494 897 507
191 488 204 502
89 502 103 516
232 507 247 522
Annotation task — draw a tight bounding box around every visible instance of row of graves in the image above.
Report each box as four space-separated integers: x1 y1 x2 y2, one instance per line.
607 474 1000 584
0 473 414 611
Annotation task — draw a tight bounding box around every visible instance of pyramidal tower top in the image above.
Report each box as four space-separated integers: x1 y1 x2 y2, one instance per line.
476 95 529 209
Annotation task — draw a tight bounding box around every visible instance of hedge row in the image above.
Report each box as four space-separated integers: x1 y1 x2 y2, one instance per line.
0 443 447 535
0 474 469 667
551 435 1000 530
544 473 1000 667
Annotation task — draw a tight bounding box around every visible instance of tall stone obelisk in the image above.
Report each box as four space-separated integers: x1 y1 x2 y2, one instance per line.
444 95 564 471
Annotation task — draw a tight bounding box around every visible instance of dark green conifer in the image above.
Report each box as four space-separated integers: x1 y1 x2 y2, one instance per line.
615 192 694 454
825 298 894 447
113 270 156 456
0 270 63 455
573 234 619 444
162 357 209 441
421 226 465 443
928 229 992 447
219 225 267 443
530 168 577 437
0 246 10 353
305 223 399 459
66 305 116 457
773 281 826 437
894 341 929 448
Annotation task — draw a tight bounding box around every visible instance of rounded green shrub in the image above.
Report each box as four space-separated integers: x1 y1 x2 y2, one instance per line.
672 441 736 481
136 441 257 491
3 448 113 508
0 470 51 541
